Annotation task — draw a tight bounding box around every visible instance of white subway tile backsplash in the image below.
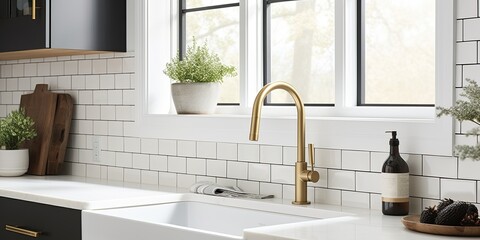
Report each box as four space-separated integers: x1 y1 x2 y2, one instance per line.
150 155 168 171
86 165 101 179
51 62 64 75
187 158 206 175
93 59 107 74
107 90 123 105
6 78 17 91
342 191 370 209
238 180 259 194
196 141 216 159
423 156 457 178
248 163 270 182
108 136 124 151
101 106 116 120
141 138 159 154
238 144 259 162
124 137 141 153
314 188 341 205
78 60 92 74
168 156 187 173
227 161 248 179
260 145 282 164
141 170 159 185
457 0 478 19
356 172 381 193
271 165 294 184
107 166 123 181
217 143 237 161
116 152 133 168
158 172 177 187
282 146 296 165
207 160 227 177
441 178 477 202
370 194 381 210
124 169 141 183
133 154 150 170
107 58 123 73
409 197 423 215
159 139 177 156
342 151 370 171
177 174 196 189
115 106 134 121
12 64 24 77
283 185 314 202
178 140 196 157
457 42 477 64
327 169 355 190
71 76 86 89
316 149 341 169
100 75 115 89
260 182 283 198
410 176 439 199
464 18 480 40
24 63 37 77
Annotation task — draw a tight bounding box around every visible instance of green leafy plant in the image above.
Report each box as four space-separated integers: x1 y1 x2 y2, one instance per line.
0 108 37 150
164 38 237 83
437 79 480 160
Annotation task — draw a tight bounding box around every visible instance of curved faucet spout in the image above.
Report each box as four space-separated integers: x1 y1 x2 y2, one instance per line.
249 82 305 163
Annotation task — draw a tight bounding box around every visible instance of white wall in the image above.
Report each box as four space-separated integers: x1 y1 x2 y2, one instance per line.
0 0 479 212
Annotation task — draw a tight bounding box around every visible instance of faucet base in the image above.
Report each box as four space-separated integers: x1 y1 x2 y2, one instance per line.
292 201 311 205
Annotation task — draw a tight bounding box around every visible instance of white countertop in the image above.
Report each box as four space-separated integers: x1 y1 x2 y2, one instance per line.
0 176 471 240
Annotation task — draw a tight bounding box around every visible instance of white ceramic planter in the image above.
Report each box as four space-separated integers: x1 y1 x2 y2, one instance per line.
171 82 220 114
0 149 29 177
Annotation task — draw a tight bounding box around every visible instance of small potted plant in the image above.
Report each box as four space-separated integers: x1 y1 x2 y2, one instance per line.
164 38 237 114
0 108 37 176
437 79 480 160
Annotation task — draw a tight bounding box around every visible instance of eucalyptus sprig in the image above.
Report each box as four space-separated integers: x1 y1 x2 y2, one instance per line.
437 79 480 160
0 108 37 150
164 37 237 83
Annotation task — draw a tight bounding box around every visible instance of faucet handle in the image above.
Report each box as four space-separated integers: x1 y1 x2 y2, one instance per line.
308 144 315 172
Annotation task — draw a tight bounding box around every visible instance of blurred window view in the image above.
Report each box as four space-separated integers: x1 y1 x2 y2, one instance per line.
359 0 435 105
265 0 335 105
181 0 240 105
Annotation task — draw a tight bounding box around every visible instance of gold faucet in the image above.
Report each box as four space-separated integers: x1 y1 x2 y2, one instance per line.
249 82 319 205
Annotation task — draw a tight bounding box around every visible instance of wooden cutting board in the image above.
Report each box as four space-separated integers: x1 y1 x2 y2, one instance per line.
20 84 73 175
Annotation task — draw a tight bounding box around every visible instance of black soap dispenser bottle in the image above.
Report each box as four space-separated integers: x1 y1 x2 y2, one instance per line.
382 131 409 216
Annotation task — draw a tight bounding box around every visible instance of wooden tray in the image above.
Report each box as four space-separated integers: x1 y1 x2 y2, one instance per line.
402 215 480 237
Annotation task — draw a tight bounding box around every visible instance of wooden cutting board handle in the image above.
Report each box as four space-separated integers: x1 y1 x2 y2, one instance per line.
34 84 49 93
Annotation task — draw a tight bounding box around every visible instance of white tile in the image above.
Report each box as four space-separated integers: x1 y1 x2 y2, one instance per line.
124 137 141 153
124 169 141 183
115 74 131 89
30 77 44 89
423 155 457 178
0 92 12 104
409 197 423 215
64 61 78 75
79 149 93 163
404 154 422 176
141 138 159 154
356 172 381 193
116 106 134 121
141 170 159 185
370 152 388 172
158 172 177 187
217 143 237 160
238 180 259 194
177 174 196 189
238 144 259 162
51 61 64 75
6 78 17 90
457 42 477 64
316 149 341 169
410 176 439 199
107 90 123 105
196 141 216 159
187 158 206 175
99 149 115 166
124 122 136 137
455 135 477 150
217 178 237 188
207 160 226 177
457 20 463 42
123 90 135 105
72 75 86 89
150 155 168 171
57 76 72 89
93 90 108 104
283 185 314 202
123 57 135 73
227 161 248 179
370 194 382 210
478 183 480 203
342 150 370 171
464 18 480 40
441 178 477 202
314 188 341 205
0 79 5 91
107 167 123 181
12 64 24 77
457 0 477 19
159 139 177 155
282 146 296 165
78 91 93 104
133 154 150 170
327 169 355 190
248 163 270 182
78 60 92 74
196 176 216 183
178 140 196 157
107 58 123 73
0 65 12 77
78 120 93 134
70 163 86 177
108 136 124 151
108 121 123 136
101 106 116 120
260 145 282 164
260 182 283 198
271 165 294 184
168 156 187 173
44 76 57 89
100 75 115 89
456 65 463 88
86 75 100 89
86 165 101 179
24 63 37 77
93 59 107 74
342 191 370 209
116 152 133 168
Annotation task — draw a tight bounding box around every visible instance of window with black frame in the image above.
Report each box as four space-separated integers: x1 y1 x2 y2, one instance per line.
357 0 435 106
179 0 240 105
263 0 335 106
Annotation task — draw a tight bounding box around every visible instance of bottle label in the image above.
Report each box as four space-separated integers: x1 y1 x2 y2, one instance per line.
381 173 409 203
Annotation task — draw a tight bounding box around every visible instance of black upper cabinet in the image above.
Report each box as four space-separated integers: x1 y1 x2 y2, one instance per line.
0 0 126 59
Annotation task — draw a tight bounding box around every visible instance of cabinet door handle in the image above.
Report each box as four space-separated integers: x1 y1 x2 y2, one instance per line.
32 0 36 20
5 225 41 238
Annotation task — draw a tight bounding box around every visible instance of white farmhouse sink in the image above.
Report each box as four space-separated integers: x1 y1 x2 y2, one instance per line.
82 197 348 240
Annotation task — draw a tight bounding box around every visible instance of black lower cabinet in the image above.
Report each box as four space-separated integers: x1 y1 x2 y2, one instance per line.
0 197 81 240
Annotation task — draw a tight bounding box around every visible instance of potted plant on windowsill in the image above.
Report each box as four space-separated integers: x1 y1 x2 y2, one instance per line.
0 108 37 176
164 38 237 114
437 79 480 160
